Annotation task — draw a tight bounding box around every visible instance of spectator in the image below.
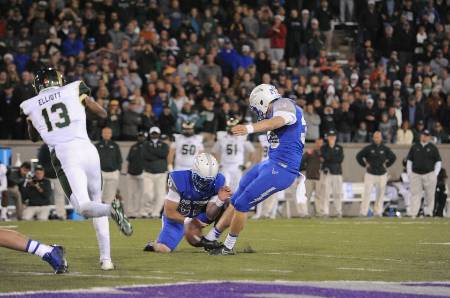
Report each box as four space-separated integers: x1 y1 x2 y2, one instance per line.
22 165 52 221
198 54 222 86
397 120 414 145
353 121 368 143
304 104 321 142
96 127 122 204
37 144 66 220
356 132 396 217
125 131 146 218
300 138 323 217
319 130 344 217
379 113 395 142
62 30 84 57
431 122 449 144
268 15 287 62
406 130 442 217
336 101 354 143
340 0 354 23
141 127 169 218
122 98 143 141
4 162 30 220
285 9 302 66
176 54 199 83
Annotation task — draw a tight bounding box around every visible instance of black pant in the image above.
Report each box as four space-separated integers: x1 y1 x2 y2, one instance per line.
434 189 447 217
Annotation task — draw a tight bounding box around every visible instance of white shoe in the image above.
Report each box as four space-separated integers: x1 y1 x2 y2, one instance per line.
100 260 115 271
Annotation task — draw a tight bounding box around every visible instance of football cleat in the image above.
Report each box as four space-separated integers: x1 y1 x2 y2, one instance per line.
42 245 68 274
208 244 236 256
100 259 115 271
111 199 133 236
143 242 156 252
199 237 223 251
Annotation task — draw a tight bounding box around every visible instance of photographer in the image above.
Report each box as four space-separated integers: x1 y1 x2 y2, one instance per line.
22 165 53 221
3 162 31 220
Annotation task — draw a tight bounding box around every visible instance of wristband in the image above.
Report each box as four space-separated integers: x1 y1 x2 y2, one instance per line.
183 217 192 225
168 164 174 172
245 124 254 134
215 199 225 207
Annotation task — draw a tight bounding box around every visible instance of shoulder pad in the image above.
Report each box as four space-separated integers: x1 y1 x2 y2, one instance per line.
169 170 190 193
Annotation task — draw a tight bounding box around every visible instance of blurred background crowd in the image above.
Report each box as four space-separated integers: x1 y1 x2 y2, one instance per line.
0 0 449 144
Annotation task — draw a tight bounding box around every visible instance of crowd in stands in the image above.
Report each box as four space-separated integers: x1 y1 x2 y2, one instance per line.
0 0 449 144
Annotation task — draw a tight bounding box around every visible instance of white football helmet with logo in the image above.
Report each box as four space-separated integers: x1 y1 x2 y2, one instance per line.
191 153 219 191
249 84 281 120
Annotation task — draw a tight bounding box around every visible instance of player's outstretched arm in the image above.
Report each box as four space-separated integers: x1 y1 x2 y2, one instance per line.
27 119 41 142
232 116 286 136
83 96 107 119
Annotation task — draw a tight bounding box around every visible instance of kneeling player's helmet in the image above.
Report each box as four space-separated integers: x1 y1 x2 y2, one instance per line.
33 68 64 94
181 121 195 136
249 84 281 120
191 153 219 192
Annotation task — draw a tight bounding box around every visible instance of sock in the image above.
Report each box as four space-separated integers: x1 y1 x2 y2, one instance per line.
79 202 111 218
26 240 53 258
205 227 222 241
1 207 7 219
224 233 238 250
93 216 111 262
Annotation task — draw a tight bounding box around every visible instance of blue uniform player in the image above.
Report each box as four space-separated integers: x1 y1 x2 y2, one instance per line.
143 153 231 253
208 84 306 255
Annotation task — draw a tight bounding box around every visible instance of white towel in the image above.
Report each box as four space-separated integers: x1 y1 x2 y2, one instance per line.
296 173 307 204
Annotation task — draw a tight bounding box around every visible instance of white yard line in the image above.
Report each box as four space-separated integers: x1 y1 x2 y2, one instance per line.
0 225 18 229
419 242 450 245
336 267 387 272
264 252 402 263
7 271 172 280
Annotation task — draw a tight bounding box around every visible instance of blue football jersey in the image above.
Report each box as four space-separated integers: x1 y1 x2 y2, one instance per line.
168 170 225 218
266 98 306 174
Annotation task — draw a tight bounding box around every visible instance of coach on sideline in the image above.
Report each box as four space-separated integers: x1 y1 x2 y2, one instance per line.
356 131 396 217
319 130 344 217
141 126 169 218
406 129 442 217
96 127 123 204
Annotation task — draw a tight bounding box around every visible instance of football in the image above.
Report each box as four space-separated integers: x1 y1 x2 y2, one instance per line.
184 218 204 247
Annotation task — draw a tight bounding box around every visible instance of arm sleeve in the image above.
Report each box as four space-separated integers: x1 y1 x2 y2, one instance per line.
406 160 413 176
434 161 442 177
166 189 181 203
272 98 297 125
336 146 344 163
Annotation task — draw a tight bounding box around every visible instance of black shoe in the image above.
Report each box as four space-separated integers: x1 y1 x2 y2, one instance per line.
208 244 235 256
143 242 155 252
199 237 223 251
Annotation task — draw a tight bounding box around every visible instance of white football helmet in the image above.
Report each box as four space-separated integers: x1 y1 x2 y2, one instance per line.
249 84 281 120
191 153 219 191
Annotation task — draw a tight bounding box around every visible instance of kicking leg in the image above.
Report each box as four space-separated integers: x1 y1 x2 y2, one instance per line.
210 162 297 255
205 164 261 241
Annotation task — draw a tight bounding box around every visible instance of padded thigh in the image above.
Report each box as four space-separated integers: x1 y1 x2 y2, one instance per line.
231 161 297 212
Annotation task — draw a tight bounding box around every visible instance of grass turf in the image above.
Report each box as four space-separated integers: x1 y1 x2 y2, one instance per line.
1 218 450 293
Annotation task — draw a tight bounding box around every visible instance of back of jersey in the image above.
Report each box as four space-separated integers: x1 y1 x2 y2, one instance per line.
20 81 90 148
